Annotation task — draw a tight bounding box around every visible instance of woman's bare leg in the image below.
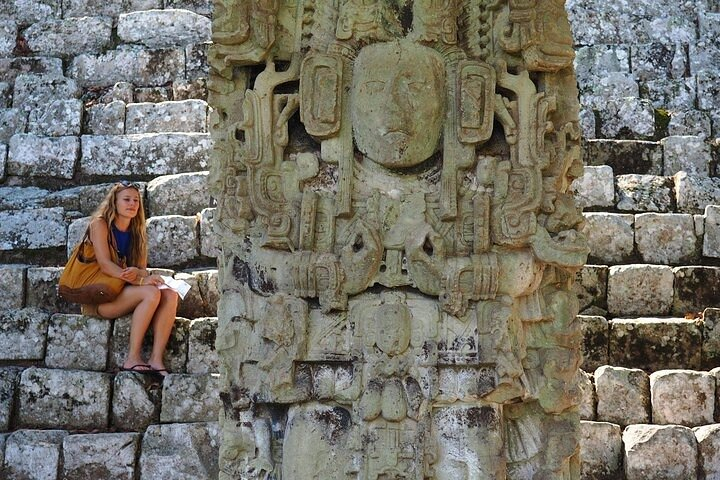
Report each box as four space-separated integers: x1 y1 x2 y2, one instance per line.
98 285 161 369
147 289 179 374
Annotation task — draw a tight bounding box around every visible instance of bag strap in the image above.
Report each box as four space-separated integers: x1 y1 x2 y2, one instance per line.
79 221 122 266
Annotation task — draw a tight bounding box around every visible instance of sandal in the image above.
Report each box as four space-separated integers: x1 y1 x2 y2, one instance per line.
120 364 153 373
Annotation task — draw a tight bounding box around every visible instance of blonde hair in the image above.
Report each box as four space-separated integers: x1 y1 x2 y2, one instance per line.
91 183 148 267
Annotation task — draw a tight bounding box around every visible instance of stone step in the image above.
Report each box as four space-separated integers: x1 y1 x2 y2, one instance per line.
0 309 218 375
0 266 219 318
581 421 720 480
1 366 219 433
574 166 720 215
576 264 720 318
1 422 219 480
581 210 720 265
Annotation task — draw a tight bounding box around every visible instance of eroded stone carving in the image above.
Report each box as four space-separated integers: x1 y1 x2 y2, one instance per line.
210 0 588 478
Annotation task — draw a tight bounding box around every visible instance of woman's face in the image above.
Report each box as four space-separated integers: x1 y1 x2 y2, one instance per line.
115 187 141 219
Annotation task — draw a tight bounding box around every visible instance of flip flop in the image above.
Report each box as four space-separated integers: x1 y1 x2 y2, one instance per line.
121 364 153 373
150 368 171 378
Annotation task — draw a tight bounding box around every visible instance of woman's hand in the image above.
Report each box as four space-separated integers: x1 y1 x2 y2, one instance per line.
120 267 142 282
142 274 165 287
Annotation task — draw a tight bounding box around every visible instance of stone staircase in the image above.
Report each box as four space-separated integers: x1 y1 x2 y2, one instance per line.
0 0 719 479
0 1 224 478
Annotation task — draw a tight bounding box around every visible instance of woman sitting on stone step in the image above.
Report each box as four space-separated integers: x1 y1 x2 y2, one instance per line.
82 181 178 377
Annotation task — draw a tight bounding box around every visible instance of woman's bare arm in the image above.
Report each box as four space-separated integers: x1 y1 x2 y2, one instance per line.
88 218 127 279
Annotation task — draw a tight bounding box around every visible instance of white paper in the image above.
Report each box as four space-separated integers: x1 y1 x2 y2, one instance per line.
158 275 191 300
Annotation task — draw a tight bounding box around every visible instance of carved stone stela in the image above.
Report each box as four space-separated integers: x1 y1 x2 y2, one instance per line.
208 1 589 478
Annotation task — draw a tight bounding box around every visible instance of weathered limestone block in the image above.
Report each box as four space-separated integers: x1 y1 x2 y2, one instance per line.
106 81 135 104
0 82 8 108
581 213 634 264
126 99 208 134
0 16 16 57
139 422 219 479
0 57 62 85
160 373 220 422
24 16 112 57
579 108 595 140
609 318 702 371
698 71 720 110
594 366 649 425
579 72 638 108
0 143 5 179
584 138 663 175
650 369 714 426
0 433 5 465
8 134 78 178
26 266 78 314
62 0 162 17
668 110 712 138
579 315 609 372
134 86 170 103
580 421 622 480
631 43 687 82
705 205 720 258
662 136 712 177
568 0 698 45
574 45 630 86
607 265 673 317
623 425 697 480
45 313 111 371
598 97 655 139
175 272 203 319
643 78 696 111
27 99 83 136
146 171 210 216
673 267 720 315
196 269 218 316
12 74 80 112
185 42 209 79
80 133 210 176
69 47 185 88
118 9 211 48
577 370 595 421
85 100 126 135
62 433 141 480
0 308 49 361
165 0 213 15
173 78 207 101
111 372 161 432
615 174 673 212
1 188 44 213
0 207 66 251
0 109 27 143
199 207 218 258
110 315 190 373
0 0 62 24
704 308 720 369
674 171 720 214
635 213 698 264
695 424 720 480
67 216 91 256
0 367 22 431
0 264 26 309
18 367 111 430
187 317 218 374
146 215 199 267
3 430 68 480
570 165 614 208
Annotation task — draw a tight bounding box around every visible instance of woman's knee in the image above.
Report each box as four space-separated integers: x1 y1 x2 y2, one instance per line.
140 285 162 305
160 289 179 307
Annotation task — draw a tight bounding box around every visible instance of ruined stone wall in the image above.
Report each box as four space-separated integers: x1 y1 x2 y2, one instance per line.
0 0 718 479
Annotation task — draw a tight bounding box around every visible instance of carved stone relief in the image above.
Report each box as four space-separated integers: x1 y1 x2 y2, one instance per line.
209 1 588 478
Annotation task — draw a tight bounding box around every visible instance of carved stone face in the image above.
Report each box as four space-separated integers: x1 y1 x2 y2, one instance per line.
351 41 446 169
